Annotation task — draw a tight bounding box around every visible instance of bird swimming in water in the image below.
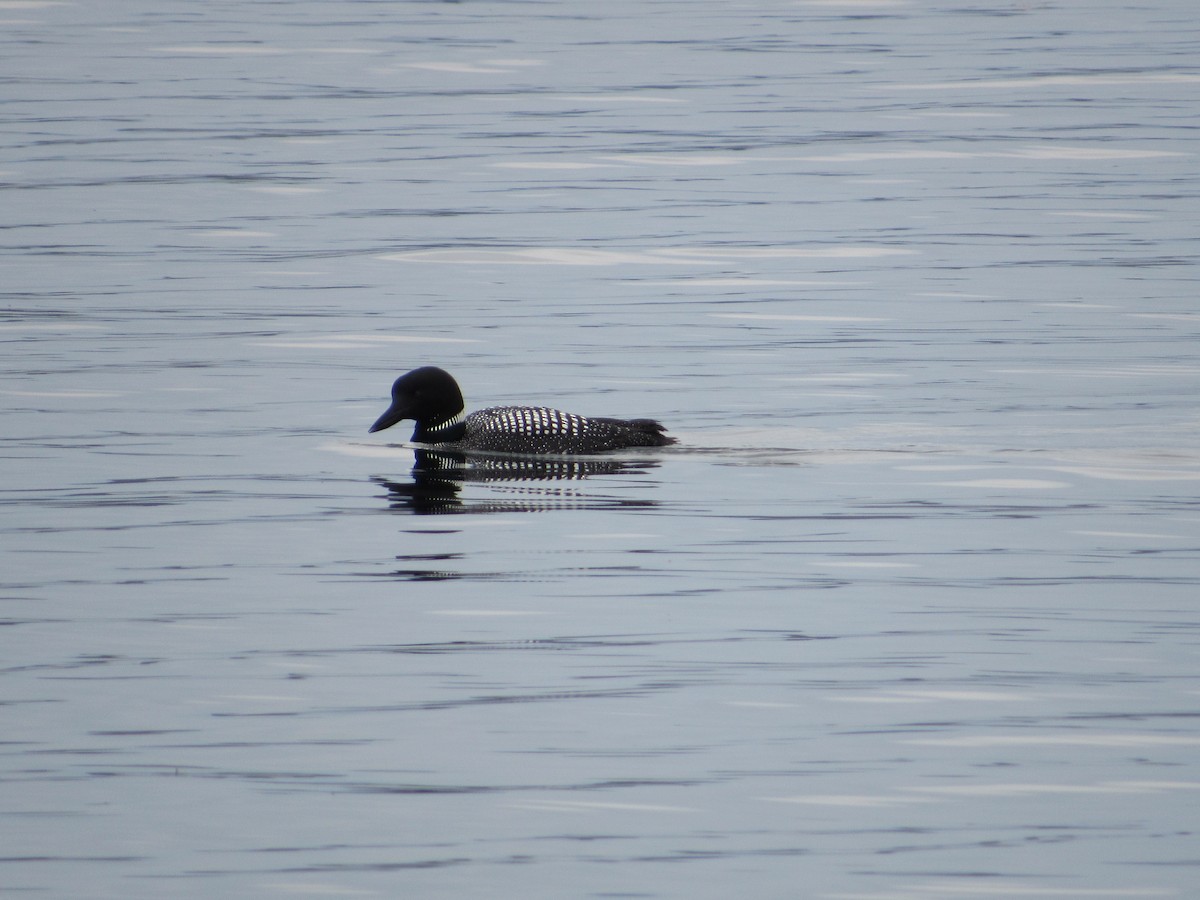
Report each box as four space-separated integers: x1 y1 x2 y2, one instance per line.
368 366 676 454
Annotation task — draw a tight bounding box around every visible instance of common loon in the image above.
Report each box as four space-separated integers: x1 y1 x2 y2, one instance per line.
368 366 676 454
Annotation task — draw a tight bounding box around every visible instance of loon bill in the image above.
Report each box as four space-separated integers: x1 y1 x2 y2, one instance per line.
368 366 676 454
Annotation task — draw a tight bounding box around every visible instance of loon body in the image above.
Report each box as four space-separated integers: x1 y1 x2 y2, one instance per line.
368 366 675 454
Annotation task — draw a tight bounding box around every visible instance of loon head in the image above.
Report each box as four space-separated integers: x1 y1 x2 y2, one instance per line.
368 366 465 435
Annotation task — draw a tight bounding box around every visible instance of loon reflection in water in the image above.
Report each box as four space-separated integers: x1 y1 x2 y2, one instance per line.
373 448 663 515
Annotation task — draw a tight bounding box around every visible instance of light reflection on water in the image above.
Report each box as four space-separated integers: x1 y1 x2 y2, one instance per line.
4 0 1200 898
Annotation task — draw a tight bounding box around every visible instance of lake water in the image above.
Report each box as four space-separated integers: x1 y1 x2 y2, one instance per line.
3 1 1200 898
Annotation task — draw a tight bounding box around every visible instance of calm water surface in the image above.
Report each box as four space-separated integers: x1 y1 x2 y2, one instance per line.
3 1 1200 898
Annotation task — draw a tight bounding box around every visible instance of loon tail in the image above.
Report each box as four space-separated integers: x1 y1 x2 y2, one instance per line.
625 418 677 447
